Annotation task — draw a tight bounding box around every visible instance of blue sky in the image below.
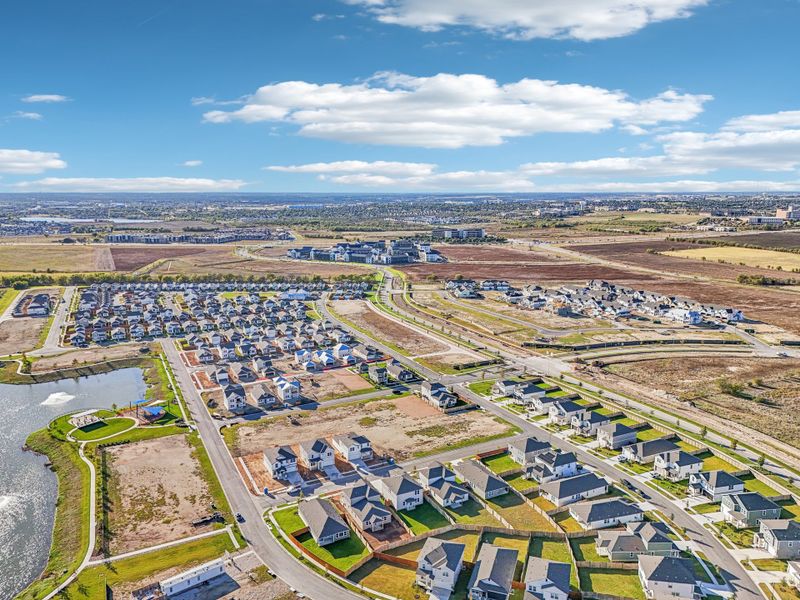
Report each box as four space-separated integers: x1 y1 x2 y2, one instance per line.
2 0 799 193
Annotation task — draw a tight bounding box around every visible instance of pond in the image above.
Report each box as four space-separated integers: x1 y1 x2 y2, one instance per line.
0 368 147 600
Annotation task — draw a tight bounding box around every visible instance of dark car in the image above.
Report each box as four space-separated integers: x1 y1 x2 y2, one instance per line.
235 513 245 523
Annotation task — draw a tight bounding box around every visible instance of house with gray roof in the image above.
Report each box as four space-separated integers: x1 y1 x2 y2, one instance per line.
638 555 699 600
454 460 509 501
263 445 297 480
569 498 643 530
468 544 518 600
653 450 703 482
418 462 469 509
332 432 373 462
596 522 678 561
523 558 571 600
416 537 465 596
688 470 745 501
341 479 393 533
298 438 335 471
540 472 608 508
572 410 610 436
755 520 800 559
622 438 680 465
374 474 423 510
508 436 550 466
298 497 350 547
722 492 782 529
526 451 579 483
597 422 637 450
549 400 587 426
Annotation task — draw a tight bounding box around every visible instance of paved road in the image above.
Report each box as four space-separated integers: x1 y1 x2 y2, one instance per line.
160 340 367 600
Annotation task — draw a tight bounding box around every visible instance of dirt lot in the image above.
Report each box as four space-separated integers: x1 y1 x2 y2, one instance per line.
604 356 800 448
31 343 148 372
297 368 375 402
0 244 114 273
109 245 208 271
332 300 450 355
399 261 653 283
105 434 214 554
0 317 47 354
226 394 515 461
436 244 570 264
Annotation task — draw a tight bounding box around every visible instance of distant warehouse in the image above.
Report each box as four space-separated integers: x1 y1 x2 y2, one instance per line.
431 227 486 239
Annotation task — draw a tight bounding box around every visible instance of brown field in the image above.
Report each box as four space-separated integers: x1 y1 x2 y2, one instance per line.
399 261 653 283
605 356 800 447
294 368 375 402
0 317 47 355
0 244 110 273
31 343 148 372
436 244 569 264
109 245 208 271
331 300 450 355
105 434 214 554
226 394 515 461
700 231 800 250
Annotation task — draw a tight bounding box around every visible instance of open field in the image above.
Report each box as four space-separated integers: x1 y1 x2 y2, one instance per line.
415 351 485 374
566 211 701 227
224 394 517 461
0 317 48 355
664 246 800 272
0 244 117 272
295 368 375 402
606 356 800 446
436 244 571 264
701 231 800 250
399 261 654 284
332 299 450 355
105 433 213 554
30 344 149 372
109 245 207 271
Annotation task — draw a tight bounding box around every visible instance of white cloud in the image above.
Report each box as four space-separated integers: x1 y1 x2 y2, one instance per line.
13 177 246 192
182 160 203 167
723 109 800 133
266 160 436 177
521 156 704 178
342 0 708 41
203 72 710 148
21 94 70 103
0 149 66 174
534 179 800 193
11 111 43 120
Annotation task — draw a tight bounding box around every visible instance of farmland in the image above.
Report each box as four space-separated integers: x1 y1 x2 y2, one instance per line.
109 245 207 271
0 244 110 273
664 246 800 272
399 261 654 284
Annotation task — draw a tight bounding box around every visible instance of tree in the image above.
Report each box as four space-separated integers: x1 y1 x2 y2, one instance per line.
757 454 765 468
731 439 738 451
700 426 707 438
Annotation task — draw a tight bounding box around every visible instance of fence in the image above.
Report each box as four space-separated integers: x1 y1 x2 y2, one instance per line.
576 560 638 570
523 338 746 351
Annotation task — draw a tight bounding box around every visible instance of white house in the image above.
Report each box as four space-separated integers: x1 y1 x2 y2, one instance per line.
299 438 335 471
332 433 373 461
374 474 423 510
263 445 297 480
159 559 225 597
638 556 699 600
688 470 745 502
523 558 571 600
653 450 703 482
416 537 465 595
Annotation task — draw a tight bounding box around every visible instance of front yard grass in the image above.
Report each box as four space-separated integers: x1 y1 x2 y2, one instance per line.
570 537 607 562
751 558 788 572
349 560 420 600
481 451 520 474
693 502 721 514
578 568 645 600
468 379 495 397
397 501 449 534
445 497 502 527
713 522 755 548
650 477 690 498
297 530 370 571
486 492 556 531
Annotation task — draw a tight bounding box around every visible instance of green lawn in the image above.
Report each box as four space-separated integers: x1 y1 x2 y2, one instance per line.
650 477 690 498
778 500 800 522
693 502 721 514
714 522 755 548
397 501 450 534
530 537 578 590
570 537 608 562
532 495 556 512
570 433 596 445
697 451 739 473
438 530 481 561
0 288 20 315
503 472 538 494
445 497 502 527
297 530 370 571
384 538 427 561
676 439 701 452
578 568 645 600
595 406 616 416
273 506 306 535
71 417 136 441
741 473 779 497
621 460 652 475
481 452 520 474
487 492 556 531
349 560 421 600
751 558 788 572
60 534 236 598
554 511 584 533
635 427 666 442
468 380 496 397
774 583 800 600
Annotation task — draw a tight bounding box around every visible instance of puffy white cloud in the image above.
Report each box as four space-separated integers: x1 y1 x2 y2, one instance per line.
0 149 66 174
342 0 708 41
534 179 800 193
203 72 710 148
21 94 70 103
11 111 43 120
182 160 203 167
521 156 704 178
266 160 436 177
723 110 800 133
13 177 246 192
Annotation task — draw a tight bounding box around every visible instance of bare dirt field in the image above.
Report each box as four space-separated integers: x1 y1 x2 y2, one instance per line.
435 244 570 264
226 394 516 461
0 317 47 354
105 434 214 554
604 356 800 448
31 343 147 372
415 351 484 372
331 300 450 355
399 262 650 283
700 231 800 250
0 244 105 273
109 245 208 271
297 368 375 402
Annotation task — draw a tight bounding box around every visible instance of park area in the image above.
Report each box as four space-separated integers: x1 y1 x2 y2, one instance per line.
224 394 519 461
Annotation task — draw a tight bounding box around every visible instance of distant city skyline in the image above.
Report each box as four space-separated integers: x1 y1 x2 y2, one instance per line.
2 1 799 193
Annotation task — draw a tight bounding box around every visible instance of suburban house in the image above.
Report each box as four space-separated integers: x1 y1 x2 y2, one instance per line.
527 394 561 416
248 383 278 409
572 410 611 436
787 561 800 590
622 439 680 465
523 558 571 600
526 451 579 483
722 492 782 528
493 379 522 397
223 383 246 411
468 544 517 600
540 472 608 508
754 520 800 559
374 474 424 510
341 480 393 533
298 498 350 547
263 445 297 480
596 522 678 561
386 360 415 382
298 438 335 471
508 436 551 466
416 537 465 596
549 400 587 426
597 422 638 450
569 498 644 530
638 556 699 600
418 462 469 509
454 460 509 500
653 450 703 482
332 432 373 462
421 381 458 410
368 365 388 385
688 471 745 501
273 376 302 404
